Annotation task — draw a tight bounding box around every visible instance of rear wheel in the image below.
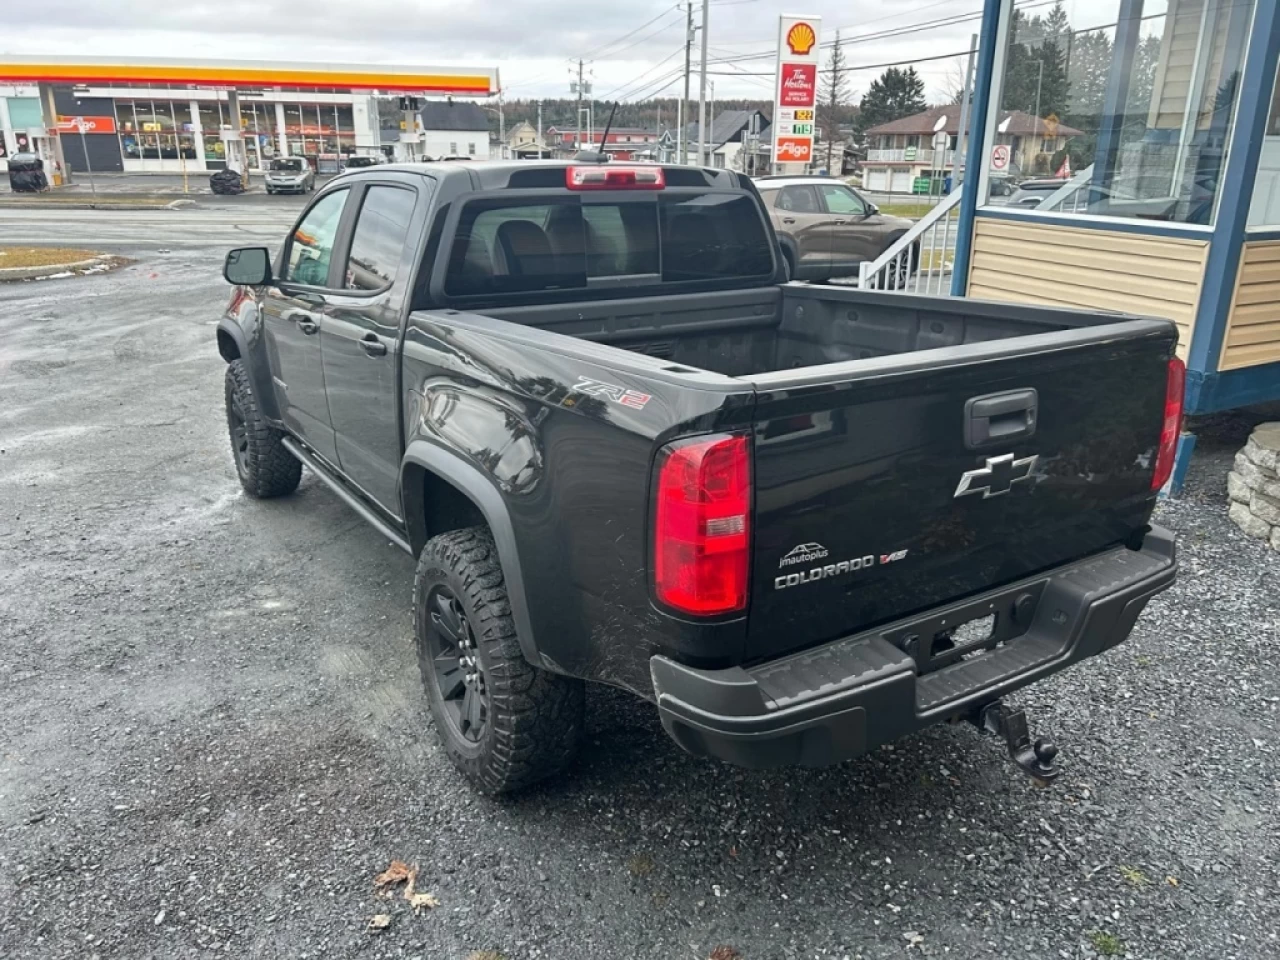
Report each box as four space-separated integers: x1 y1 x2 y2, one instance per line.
414 527 584 794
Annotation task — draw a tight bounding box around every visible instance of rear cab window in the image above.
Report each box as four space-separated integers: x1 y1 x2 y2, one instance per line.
441 179 774 302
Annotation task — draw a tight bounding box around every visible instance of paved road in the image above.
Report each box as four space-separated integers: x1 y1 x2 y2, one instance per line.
0 205 301 249
1 214 1278 960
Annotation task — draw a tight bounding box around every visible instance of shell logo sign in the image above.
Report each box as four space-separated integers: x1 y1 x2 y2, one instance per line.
773 15 822 170
785 22 817 56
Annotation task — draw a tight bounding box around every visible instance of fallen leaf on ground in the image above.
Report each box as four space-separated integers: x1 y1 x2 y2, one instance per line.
375 860 417 893
708 946 742 960
367 914 392 932
408 892 441 913
1167 875 1180 887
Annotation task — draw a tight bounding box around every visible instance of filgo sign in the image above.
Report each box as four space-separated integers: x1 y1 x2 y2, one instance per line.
773 14 822 169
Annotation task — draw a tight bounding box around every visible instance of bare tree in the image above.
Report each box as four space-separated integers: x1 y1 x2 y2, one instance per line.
819 31 851 173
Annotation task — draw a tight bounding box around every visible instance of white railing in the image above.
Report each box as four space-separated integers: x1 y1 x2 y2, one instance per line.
866 148 957 166
1036 163 1094 213
856 185 964 295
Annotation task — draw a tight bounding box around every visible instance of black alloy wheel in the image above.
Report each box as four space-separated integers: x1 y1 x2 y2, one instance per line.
228 396 252 480
425 586 488 743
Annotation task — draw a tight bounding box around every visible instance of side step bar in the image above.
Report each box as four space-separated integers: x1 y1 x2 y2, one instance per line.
280 437 412 554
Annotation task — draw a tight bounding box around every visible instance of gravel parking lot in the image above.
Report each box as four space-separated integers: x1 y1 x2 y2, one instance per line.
1 240 1277 960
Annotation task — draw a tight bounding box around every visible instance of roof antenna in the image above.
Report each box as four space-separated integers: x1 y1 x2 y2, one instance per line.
574 101 617 163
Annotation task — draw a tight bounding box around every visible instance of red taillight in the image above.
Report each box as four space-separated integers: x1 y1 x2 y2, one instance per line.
653 434 751 616
1152 357 1186 491
566 165 665 190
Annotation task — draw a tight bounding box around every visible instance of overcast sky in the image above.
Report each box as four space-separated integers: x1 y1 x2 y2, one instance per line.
2 0 1162 105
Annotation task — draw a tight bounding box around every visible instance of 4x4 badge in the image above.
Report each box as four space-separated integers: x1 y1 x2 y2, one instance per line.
954 454 1038 499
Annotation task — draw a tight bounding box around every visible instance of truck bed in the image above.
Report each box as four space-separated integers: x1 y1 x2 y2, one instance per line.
468 282 1176 667
485 283 1116 379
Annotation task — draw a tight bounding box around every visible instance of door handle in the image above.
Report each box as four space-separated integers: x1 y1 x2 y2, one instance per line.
283 310 320 335
832 219 848 225
359 334 388 357
782 217 796 224
964 389 1038 449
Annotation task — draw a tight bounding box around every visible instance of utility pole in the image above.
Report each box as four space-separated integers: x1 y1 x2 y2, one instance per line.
680 0 693 164
537 99 543 155
697 0 709 166
498 92 506 159
955 34 978 185
656 103 661 161
575 59 584 151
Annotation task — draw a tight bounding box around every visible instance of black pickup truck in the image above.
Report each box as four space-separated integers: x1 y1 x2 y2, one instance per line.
217 160 1182 794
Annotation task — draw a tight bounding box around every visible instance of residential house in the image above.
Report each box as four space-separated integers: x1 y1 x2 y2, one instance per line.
381 100 491 162
862 105 1081 193
666 109 771 172
544 126 659 160
505 120 549 159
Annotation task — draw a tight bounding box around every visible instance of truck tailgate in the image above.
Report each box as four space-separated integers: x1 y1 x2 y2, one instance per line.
744 321 1176 663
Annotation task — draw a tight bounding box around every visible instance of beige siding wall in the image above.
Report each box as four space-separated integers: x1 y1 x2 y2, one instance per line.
1219 241 1280 371
1147 0 1234 132
967 218 1209 359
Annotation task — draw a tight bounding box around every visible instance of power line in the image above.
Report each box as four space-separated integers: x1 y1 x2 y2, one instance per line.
600 47 687 101
592 9 686 62
580 4 682 61
706 0 1060 67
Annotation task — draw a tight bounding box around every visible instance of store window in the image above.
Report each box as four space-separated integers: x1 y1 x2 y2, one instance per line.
115 99 196 161
984 0 1257 226
1247 64 1280 229
199 100 227 162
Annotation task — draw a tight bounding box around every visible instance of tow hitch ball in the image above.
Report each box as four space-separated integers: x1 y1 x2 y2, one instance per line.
970 701 1060 786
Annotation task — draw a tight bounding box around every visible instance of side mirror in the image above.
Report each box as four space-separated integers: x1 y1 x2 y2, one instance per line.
866 204 879 217
777 242 792 281
224 247 272 286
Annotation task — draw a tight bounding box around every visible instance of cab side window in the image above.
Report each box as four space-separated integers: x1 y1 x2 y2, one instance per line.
285 189 349 287
343 185 416 291
818 185 867 216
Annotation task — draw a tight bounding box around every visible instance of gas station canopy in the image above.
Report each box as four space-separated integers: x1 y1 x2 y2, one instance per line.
0 54 498 96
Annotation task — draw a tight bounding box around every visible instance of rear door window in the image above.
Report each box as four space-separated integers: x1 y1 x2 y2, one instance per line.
777 185 820 213
343 185 416 291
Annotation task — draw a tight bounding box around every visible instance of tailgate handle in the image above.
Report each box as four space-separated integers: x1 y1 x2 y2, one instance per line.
965 389 1038 449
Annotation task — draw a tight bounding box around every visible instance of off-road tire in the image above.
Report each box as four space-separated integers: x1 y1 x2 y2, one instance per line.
414 527 585 794
224 359 302 498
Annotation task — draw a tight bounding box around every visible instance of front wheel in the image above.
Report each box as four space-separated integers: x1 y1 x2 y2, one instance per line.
224 359 301 498
414 527 584 794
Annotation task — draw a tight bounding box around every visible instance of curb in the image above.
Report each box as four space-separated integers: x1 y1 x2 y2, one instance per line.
0 201 179 211
0 255 115 282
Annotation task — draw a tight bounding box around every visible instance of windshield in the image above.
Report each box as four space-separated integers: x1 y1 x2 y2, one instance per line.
271 159 305 172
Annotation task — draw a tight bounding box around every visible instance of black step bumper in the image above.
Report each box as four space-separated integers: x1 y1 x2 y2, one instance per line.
650 527 1176 769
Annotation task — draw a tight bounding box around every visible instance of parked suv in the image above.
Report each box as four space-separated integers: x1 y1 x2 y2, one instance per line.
265 157 315 195
756 176 913 282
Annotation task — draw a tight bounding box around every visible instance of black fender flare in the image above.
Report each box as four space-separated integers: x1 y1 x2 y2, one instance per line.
400 440 542 669
216 317 283 423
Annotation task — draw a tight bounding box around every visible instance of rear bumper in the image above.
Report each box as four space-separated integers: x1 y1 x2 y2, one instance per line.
651 526 1176 769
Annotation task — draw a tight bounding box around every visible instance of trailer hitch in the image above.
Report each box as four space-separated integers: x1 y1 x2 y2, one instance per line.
971 701 1060 787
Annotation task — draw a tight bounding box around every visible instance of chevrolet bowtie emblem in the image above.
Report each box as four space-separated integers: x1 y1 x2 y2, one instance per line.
954 453 1039 499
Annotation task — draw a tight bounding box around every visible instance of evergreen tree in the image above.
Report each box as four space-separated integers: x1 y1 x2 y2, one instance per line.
857 67 927 133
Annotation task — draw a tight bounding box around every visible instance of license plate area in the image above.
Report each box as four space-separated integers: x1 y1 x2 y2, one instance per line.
882 581 1047 675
